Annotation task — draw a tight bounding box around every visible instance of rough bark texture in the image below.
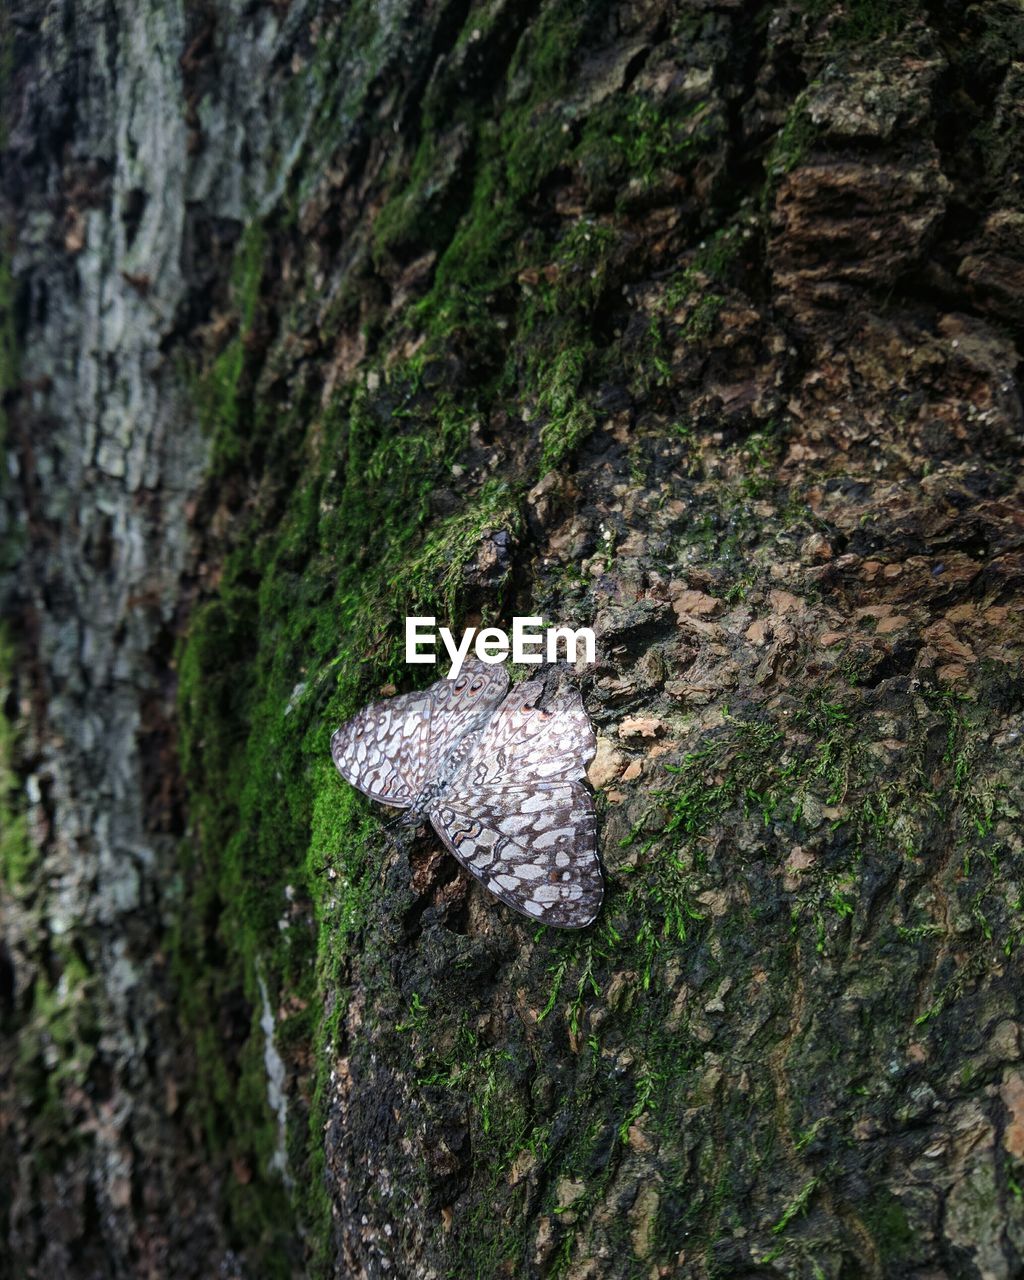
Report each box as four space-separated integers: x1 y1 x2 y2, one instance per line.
2 2 1024 1278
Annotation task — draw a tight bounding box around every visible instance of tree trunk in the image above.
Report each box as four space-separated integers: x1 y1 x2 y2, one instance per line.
3 1 1024 1277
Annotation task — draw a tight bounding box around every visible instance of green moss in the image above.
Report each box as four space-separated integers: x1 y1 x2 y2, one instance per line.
609 96 702 184
617 714 784 982
285 1 415 216
501 1 594 201
169 0 1003 1270
593 667 1018 1115
197 221 266 472
761 91 818 213
178 26 754 1259
801 0 919 43
771 1176 819 1235
0 233 93 1190
535 346 596 474
0 626 30 888
863 1188 914 1259
177 301 527 1269
574 89 719 211
11 938 102 1173
372 130 462 263
397 0 658 348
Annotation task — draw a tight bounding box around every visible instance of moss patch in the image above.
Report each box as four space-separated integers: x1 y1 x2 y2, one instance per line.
0 626 30 889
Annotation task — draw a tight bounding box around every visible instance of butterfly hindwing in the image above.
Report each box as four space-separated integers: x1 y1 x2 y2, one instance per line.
429 780 602 928
431 678 602 928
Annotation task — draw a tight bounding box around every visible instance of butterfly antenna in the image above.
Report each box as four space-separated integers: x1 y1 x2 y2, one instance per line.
379 811 401 836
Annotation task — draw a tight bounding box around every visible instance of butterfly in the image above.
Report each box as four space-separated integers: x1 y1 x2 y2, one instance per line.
329 658 602 928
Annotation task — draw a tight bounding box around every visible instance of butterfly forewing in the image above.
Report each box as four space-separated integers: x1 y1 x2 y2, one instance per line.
329 658 509 808
459 684 597 787
330 686 433 808
429 781 602 928
422 658 510 778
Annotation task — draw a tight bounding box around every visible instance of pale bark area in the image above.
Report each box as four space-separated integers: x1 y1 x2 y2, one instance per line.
2 2 283 1270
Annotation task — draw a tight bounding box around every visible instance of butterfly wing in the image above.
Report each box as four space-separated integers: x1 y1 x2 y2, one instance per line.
330 685 433 808
330 658 509 808
464 682 597 785
429 782 601 928
429 683 602 928
421 658 510 778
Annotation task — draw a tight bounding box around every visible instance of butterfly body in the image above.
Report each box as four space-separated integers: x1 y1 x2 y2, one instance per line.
330 660 602 928
406 728 484 819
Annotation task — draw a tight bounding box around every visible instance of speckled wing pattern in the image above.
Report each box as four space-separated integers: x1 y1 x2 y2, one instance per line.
329 659 509 808
429 684 601 928
423 659 510 775
330 663 601 928
330 685 433 807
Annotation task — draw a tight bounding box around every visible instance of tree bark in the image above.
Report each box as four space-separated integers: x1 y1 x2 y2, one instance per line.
2 1 1024 1277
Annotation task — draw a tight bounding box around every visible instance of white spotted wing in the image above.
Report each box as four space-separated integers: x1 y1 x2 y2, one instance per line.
330 659 509 808
429 683 602 928
330 664 601 928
